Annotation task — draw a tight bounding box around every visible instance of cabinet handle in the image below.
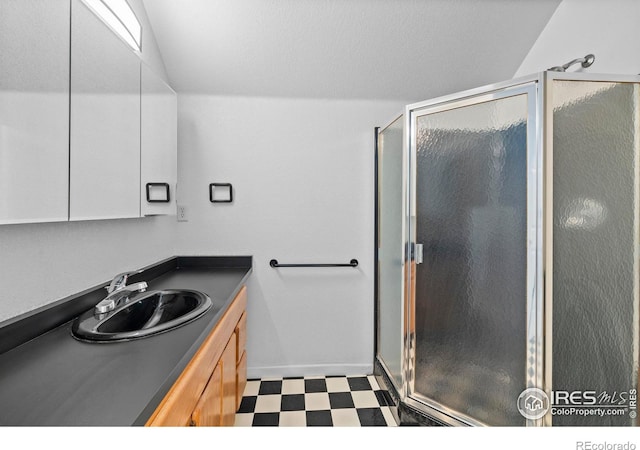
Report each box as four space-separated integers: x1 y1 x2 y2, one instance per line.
146 183 171 203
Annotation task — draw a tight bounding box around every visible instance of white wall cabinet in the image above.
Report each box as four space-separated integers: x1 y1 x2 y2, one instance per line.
0 0 70 224
70 0 141 221
141 63 177 216
1 0 177 225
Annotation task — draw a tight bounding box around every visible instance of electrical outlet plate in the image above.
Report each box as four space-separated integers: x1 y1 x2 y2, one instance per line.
177 205 188 222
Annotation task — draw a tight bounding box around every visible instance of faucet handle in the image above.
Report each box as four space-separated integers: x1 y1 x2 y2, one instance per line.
106 270 144 293
95 281 148 315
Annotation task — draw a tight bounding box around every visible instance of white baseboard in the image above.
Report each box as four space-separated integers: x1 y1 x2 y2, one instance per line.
247 363 373 379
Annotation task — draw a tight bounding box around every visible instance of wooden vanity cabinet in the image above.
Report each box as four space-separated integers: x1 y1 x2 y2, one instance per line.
146 286 247 427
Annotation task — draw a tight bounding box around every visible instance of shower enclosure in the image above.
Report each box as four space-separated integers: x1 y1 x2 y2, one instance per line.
375 71 640 426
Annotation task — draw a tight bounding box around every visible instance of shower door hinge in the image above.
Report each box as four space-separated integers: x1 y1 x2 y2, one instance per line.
415 243 424 264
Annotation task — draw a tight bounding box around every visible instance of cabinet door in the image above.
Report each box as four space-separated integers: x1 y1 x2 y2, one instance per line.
0 0 70 224
191 335 237 427
221 332 237 426
70 0 141 221
235 312 247 409
141 63 177 216
236 351 247 410
191 362 223 426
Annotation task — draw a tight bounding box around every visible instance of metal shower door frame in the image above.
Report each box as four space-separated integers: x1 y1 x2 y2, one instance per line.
403 77 544 427
375 113 408 397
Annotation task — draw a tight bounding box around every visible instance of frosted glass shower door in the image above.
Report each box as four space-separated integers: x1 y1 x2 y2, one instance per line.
551 79 640 426
409 84 538 426
376 116 405 389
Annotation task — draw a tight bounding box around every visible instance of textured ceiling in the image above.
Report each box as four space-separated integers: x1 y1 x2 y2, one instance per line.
143 0 561 102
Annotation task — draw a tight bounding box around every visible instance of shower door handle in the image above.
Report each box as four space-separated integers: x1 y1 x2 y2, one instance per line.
415 243 424 264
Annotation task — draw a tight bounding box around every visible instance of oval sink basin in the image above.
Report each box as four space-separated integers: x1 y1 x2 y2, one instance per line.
71 289 212 342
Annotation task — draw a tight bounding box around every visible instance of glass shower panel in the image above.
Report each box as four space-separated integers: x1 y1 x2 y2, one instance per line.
551 80 639 426
412 93 529 426
377 116 404 388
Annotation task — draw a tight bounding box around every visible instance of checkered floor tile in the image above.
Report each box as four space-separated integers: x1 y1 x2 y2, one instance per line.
234 375 398 427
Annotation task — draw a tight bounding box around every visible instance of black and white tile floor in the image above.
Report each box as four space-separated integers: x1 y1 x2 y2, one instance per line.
234 375 398 427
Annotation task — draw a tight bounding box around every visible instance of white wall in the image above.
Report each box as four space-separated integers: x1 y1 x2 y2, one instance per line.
0 218 176 322
514 0 640 77
0 1 175 324
177 95 403 377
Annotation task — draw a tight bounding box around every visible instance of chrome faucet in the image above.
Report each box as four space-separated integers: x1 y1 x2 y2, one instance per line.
106 270 141 294
94 270 148 315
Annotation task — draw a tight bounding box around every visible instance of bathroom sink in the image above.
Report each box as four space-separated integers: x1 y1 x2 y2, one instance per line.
71 289 213 342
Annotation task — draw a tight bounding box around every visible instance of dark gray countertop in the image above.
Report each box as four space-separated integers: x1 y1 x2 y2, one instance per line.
0 257 252 426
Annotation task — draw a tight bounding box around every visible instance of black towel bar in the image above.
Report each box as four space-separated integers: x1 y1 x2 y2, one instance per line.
269 259 358 268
